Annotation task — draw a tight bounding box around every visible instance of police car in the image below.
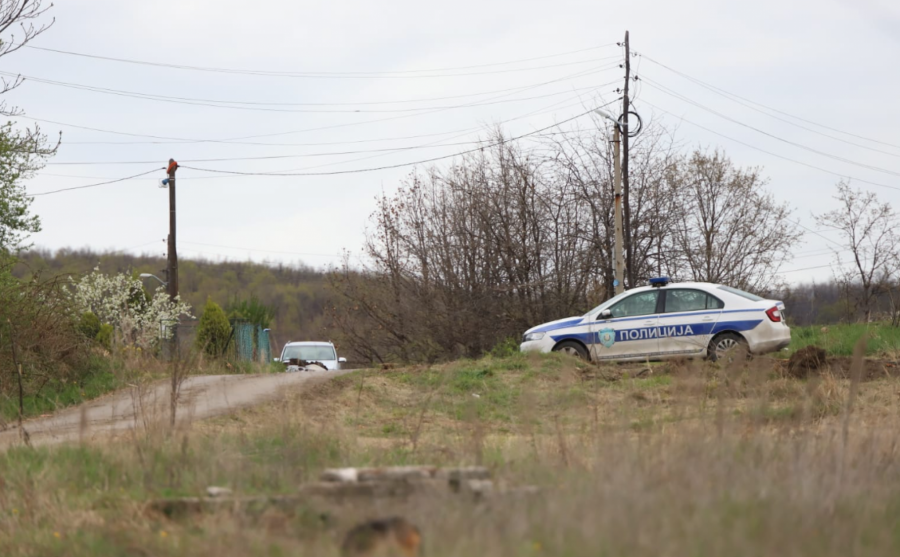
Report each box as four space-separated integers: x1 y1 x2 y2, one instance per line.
520 278 790 362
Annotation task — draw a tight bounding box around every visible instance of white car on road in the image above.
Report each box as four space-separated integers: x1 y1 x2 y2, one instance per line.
278 341 347 371
520 278 790 362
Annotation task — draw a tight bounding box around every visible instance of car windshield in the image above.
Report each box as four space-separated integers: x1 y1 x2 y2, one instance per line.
282 345 336 361
583 290 632 317
717 285 764 302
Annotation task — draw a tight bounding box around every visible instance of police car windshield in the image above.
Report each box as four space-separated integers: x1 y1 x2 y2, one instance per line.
584 290 631 317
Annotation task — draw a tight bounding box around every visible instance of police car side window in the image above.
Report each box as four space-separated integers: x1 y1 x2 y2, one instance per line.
609 291 659 318
707 295 725 309
665 290 724 312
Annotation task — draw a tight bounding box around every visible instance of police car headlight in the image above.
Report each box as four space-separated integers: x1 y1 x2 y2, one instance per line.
523 332 545 342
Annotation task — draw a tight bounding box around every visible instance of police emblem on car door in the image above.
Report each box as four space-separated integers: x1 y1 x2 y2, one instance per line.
598 328 615 348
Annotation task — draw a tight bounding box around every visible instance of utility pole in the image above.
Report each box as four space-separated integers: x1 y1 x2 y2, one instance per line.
166 158 179 349
612 125 625 295
621 30 633 289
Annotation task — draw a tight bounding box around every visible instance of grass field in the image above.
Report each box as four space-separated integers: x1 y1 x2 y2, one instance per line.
787 322 900 357
1 351 899 556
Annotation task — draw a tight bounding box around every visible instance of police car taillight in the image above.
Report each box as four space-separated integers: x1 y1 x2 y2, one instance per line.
765 307 782 322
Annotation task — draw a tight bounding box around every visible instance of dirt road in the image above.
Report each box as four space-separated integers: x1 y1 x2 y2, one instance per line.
0 369 351 449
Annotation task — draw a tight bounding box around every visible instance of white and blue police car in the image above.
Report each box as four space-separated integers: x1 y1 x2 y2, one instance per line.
520 278 790 362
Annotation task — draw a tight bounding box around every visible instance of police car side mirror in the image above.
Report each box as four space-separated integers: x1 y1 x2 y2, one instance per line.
339 357 347 363
597 309 613 320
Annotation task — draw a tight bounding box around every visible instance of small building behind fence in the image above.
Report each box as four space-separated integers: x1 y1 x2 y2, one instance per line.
231 321 272 363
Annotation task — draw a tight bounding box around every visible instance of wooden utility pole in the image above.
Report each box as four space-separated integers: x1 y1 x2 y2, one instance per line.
621 30 633 288
166 159 179 346
613 125 625 295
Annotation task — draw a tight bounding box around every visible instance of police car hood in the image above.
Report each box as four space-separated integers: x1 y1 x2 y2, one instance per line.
526 316 586 334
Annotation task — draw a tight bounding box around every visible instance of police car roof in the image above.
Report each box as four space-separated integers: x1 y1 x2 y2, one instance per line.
631 280 721 292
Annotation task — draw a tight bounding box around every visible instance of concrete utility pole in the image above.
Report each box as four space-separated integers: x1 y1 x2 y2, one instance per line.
613 125 625 295
621 30 632 289
595 108 626 296
166 158 179 345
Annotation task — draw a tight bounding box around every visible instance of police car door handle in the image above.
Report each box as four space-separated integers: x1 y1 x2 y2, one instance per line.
702 316 714 322
643 320 655 326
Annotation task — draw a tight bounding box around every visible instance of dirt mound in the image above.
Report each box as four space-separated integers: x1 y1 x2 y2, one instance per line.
786 346 828 378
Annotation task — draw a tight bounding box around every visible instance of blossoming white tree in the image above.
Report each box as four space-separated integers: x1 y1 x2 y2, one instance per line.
70 268 193 349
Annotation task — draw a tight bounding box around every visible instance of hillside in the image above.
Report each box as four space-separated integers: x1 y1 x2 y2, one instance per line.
13 248 336 352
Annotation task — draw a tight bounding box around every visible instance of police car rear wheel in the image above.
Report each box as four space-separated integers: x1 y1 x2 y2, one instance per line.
709 333 749 363
553 341 589 360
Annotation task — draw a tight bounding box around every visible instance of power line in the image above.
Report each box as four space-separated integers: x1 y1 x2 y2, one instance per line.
59 126 486 146
3 64 621 114
32 91 609 188
640 99 900 193
24 43 617 77
792 249 839 260
786 218 844 248
22 64 617 145
267 91 608 175
29 94 613 192
640 76 900 179
639 52 900 152
22 67 612 111
29 168 163 197
53 69 618 146
45 83 619 166
181 100 620 178
776 263 833 274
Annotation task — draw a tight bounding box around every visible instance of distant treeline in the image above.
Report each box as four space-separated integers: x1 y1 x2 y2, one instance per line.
778 281 900 327
14 248 337 353
14 248 898 366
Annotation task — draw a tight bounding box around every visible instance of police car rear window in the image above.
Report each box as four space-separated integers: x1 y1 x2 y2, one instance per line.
717 285 764 302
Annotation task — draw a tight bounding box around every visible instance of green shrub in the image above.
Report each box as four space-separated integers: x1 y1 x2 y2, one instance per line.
95 324 114 351
226 295 275 328
77 311 101 340
195 298 232 357
488 337 521 358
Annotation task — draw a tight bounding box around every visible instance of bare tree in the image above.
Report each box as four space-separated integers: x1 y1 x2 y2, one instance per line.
0 1 57 256
329 129 802 363
0 1 55 115
815 181 899 322
667 149 801 292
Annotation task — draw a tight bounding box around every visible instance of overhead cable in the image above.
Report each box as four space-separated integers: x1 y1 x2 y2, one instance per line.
46 84 617 167
22 64 619 145
639 53 900 151
24 43 617 77
20 72 608 115
181 100 620 178
29 168 163 196
640 99 900 193
640 77 900 178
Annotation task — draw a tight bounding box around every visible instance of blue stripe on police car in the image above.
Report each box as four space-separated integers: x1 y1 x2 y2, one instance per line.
549 319 764 345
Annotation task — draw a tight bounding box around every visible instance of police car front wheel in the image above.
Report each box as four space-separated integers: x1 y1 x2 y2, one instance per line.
553 341 589 360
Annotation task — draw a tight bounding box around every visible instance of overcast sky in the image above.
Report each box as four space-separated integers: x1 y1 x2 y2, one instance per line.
8 0 900 285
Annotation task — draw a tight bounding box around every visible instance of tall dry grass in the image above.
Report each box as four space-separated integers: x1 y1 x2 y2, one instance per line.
0 347 899 556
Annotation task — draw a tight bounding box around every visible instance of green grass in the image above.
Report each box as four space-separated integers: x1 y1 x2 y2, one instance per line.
787 322 900 357
0 356 125 422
